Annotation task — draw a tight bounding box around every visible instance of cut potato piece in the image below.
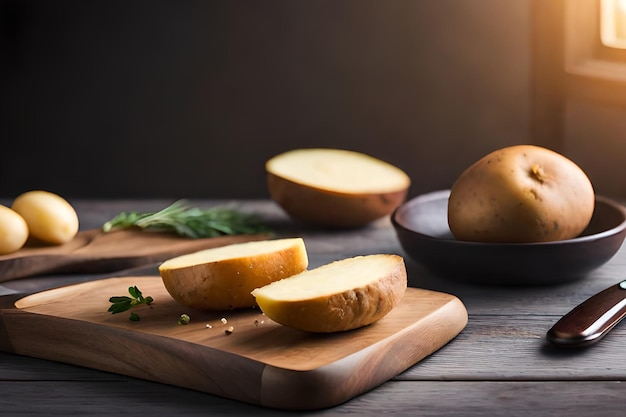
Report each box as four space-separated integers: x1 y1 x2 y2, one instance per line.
159 238 308 310
266 148 410 228
251 254 407 333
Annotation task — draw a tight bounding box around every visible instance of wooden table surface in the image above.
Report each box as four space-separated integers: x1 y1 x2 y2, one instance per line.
2 199 626 416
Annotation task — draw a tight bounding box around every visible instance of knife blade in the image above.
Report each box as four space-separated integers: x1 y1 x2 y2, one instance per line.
547 280 626 347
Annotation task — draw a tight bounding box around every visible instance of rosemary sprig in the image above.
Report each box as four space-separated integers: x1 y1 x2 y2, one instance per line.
108 286 154 321
102 200 271 238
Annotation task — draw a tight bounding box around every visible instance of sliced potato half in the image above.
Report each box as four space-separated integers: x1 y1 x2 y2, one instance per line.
159 237 308 310
266 148 410 228
251 254 407 332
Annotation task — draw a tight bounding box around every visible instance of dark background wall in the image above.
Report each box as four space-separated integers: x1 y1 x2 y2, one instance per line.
0 0 532 199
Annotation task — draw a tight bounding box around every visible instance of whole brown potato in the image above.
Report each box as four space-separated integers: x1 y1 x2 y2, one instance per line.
447 145 595 243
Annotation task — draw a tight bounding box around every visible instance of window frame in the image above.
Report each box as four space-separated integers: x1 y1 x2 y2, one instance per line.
565 0 626 82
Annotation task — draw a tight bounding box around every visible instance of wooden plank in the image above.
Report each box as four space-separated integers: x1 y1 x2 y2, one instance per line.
0 229 269 282
401 315 626 380
402 252 626 316
0 277 467 410
1 380 625 417
3 199 626 415
4 313 626 383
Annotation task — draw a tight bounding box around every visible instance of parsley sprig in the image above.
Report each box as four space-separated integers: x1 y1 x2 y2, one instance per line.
102 200 270 238
108 286 154 321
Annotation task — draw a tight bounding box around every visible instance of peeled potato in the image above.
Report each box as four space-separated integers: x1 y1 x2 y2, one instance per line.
251 254 407 333
0 205 29 255
11 190 79 245
159 238 309 310
266 148 410 228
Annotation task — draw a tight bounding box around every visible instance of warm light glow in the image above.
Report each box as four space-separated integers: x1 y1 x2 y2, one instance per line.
601 0 626 49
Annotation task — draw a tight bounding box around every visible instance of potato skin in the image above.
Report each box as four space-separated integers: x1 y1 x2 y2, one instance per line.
0 205 29 255
253 255 407 333
266 148 410 228
159 239 309 311
11 190 79 245
448 145 595 243
267 173 408 228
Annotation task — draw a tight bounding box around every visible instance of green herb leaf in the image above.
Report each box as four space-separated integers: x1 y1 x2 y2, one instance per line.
128 286 142 299
107 301 132 314
102 200 271 239
107 286 154 321
108 296 132 303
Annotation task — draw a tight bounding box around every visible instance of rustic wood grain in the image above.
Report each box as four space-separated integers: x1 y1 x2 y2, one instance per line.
0 276 467 410
0 229 269 282
2 199 626 416
1 379 625 417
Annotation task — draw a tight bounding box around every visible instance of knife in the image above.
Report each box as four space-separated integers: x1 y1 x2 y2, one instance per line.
546 280 626 347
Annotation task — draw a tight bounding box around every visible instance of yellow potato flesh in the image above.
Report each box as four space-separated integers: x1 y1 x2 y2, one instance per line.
159 238 309 310
161 238 305 269
448 145 595 243
266 148 411 228
0 205 29 255
11 190 79 245
254 257 385 300
251 254 407 332
266 148 410 194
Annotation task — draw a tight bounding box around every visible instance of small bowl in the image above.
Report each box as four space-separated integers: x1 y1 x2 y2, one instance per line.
391 190 626 285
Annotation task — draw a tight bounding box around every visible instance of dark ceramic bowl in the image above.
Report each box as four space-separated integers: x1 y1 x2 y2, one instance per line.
392 190 626 285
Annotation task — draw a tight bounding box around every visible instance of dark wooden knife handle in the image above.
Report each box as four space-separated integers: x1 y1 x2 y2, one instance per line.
547 280 626 347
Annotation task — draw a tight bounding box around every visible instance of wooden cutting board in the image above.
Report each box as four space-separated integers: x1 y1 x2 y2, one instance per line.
0 229 269 282
0 276 468 410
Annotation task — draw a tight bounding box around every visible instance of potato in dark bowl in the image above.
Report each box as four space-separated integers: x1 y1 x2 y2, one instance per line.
392 190 626 285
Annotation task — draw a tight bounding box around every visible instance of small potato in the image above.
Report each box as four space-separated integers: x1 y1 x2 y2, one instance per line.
0 205 29 255
11 190 79 245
